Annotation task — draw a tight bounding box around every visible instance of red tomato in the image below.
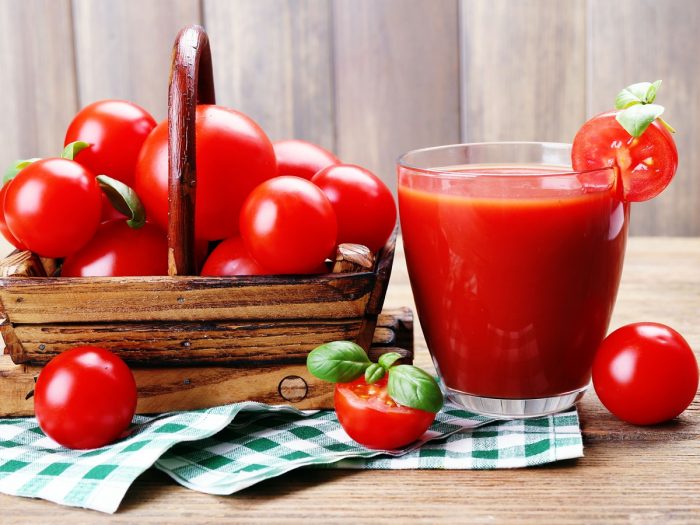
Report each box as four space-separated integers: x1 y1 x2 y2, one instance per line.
135 105 277 241
201 236 268 276
593 323 698 425
334 376 436 449
0 183 27 251
4 158 102 258
62 220 167 277
240 176 337 274
273 139 340 179
65 100 156 187
312 164 396 252
34 346 137 449
571 111 678 202
99 193 127 222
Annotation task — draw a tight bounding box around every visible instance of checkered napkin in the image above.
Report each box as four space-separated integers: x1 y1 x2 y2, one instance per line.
0 403 583 513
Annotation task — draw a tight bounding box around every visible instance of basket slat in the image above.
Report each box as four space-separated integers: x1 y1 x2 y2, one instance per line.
0 273 373 324
9 308 412 366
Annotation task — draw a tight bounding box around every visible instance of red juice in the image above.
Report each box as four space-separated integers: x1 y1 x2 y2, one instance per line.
399 164 628 400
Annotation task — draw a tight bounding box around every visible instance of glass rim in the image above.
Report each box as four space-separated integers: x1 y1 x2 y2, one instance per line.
397 141 615 179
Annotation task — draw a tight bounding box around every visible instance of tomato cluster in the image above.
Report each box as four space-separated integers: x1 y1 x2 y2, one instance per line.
1 99 396 277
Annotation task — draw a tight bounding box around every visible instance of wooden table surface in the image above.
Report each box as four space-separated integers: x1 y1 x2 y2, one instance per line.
1 237 699 523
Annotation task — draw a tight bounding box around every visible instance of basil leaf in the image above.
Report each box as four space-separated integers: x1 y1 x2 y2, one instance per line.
378 351 402 370
616 103 665 138
306 341 371 383
646 80 662 104
3 158 40 185
387 365 443 413
97 175 146 229
365 363 385 385
61 141 91 161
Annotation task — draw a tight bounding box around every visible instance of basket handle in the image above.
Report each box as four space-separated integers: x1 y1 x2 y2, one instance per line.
167 25 216 276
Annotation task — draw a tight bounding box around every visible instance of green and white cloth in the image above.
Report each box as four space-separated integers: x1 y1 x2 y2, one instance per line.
0 403 583 513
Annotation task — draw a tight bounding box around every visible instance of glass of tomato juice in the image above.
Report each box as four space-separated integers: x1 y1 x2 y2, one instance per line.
398 142 628 418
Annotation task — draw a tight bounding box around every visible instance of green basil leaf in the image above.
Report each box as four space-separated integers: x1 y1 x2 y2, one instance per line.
646 80 662 104
306 341 371 383
378 351 402 370
96 174 146 229
616 103 665 138
364 363 385 385
3 158 40 185
61 141 91 161
387 365 443 413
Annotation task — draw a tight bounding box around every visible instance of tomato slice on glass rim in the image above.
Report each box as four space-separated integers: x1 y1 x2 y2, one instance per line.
571 110 678 202
334 376 436 450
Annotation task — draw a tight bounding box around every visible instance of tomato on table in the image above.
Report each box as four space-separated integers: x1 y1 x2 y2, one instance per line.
3 158 102 258
65 99 156 187
312 164 396 252
62 220 168 277
273 139 340 180
240 176 337 274
572 111 678 202
135 105 277 241
201 236 268 276
34 346 137 449
592 322 698 425
335 376 436 450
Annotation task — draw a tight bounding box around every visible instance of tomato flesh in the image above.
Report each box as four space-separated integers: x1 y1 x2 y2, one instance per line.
592 323 698 425
34 346 137 449
334 376 436 450
571 111 678 202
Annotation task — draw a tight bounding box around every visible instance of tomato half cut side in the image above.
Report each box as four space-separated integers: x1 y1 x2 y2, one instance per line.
334 376 436 450
571 111 678 202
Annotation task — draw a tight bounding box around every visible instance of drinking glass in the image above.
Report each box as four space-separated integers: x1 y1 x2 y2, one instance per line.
398 142 628 418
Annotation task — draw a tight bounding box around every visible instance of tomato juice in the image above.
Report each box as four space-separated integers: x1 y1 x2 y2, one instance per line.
398 147 628 409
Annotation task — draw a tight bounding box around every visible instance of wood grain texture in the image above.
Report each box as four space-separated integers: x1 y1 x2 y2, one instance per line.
0 0 78 172
202 0 335 150
71 0 201 119
1 236 698 521
0 274 373 324
460 0 586 143
588 0 700 236
167 25 216 276
8 308 412 366
333 0 461 192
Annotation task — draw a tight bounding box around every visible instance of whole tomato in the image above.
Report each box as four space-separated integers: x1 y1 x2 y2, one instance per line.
34 346 137 449
201 236 268 276
0 183 27 250
65 100 156 187
335 376 436 449
593 323 698 425
4 158 102 258
62 220 167 277
135 105 277 241
312 164 396 252
273 139 340 179
240 176 337 274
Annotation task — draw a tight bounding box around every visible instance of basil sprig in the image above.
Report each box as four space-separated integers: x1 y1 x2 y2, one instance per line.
306 341 443 413
614 80 675 138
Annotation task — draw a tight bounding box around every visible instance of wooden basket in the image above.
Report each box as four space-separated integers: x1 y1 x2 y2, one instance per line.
0 25 411 416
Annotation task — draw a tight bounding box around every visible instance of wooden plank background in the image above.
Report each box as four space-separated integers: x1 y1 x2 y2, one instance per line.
0 0 697 236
